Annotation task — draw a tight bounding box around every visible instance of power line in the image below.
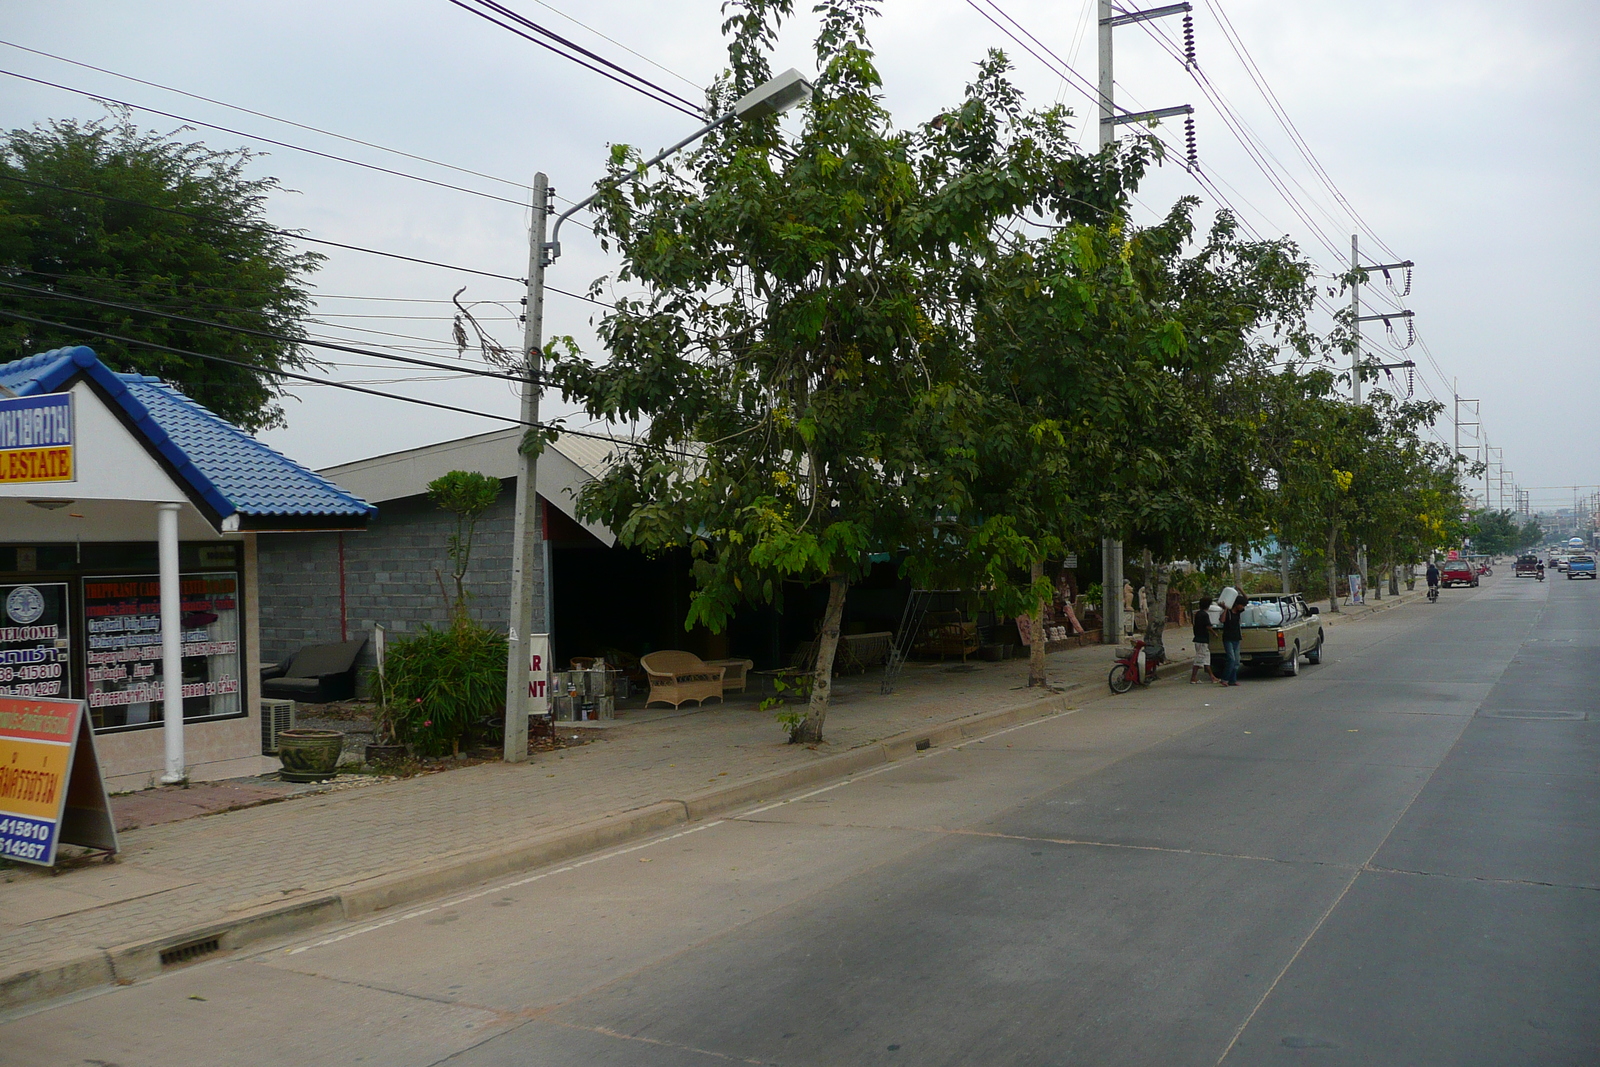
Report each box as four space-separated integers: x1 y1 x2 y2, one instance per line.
0 280 546 387
0 171 523 282
0 68 530 209
0 306 538 426
0 305 680 455
521 0 704 92
0 39 534 195
1199 0 1399 263
446 0 706 120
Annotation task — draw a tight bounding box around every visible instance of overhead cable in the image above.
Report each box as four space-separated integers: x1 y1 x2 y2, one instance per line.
446 0 705 120
0 280 546 387
0 68 531 209
0 172 522 282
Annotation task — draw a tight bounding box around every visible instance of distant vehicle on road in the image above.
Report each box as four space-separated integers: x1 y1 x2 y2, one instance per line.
1568 555 1596 580
1440 561 1478 587
1553 557 1569 572
1514 555 1542 578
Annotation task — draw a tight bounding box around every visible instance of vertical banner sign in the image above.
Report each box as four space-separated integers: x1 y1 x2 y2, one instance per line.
0 393 74 484
0 583 71 698
0 696 118 866
527 634 551 721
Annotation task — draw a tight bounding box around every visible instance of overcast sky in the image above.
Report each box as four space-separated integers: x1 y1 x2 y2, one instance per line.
3 0 1596 510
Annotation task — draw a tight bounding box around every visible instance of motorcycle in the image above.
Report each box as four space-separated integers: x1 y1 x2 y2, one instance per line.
1108 636 1164 694
1537 568 1545 582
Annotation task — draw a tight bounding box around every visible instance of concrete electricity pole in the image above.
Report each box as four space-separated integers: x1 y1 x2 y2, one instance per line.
501 73 813 761
1096 0 1192 640
503 172 551 763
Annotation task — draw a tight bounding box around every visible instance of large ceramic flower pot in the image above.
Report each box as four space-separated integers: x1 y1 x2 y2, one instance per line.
277 728 344 782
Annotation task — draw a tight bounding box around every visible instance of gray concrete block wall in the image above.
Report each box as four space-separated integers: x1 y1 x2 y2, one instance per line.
256 486 544 694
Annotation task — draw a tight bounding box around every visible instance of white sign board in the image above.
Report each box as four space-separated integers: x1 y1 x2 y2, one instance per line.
527 634 551 720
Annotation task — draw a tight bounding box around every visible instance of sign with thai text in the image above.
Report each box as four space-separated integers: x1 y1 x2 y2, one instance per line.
82 572 240 730
0 695 117 866
0 393 74 484
0 582 72 699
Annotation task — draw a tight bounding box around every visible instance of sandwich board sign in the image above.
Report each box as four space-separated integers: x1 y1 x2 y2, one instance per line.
0 695 118 866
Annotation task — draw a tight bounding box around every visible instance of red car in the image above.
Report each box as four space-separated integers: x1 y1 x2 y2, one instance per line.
1441 561 1478 588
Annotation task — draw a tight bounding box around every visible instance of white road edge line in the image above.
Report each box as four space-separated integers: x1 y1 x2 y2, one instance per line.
285 705 1081 956
286 821 725 955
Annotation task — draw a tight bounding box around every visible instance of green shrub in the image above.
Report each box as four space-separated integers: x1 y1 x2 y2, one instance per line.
379 622 507 757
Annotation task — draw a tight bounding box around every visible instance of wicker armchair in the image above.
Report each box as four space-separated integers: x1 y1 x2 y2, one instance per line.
640 651 726 709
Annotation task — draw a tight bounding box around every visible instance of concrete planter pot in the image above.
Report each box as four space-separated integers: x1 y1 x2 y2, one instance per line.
365 742 407 764
277 729 344 782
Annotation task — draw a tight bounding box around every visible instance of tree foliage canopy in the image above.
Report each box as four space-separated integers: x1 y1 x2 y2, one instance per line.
550 0 1475 734
0 114 321 431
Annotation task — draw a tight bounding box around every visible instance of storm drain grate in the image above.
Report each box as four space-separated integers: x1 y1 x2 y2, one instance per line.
160 937 221 967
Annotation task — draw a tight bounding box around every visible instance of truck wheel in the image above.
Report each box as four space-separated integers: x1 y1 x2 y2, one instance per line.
1305 636 1324 664
1282 645 1300 676
1108 663 1134 694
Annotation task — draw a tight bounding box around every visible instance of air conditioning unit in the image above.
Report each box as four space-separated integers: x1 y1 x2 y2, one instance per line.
261 699 296 754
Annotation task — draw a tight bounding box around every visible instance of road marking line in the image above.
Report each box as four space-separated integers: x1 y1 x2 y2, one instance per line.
1211 685 1485 1065
285 821 725 955
735 707 1082 819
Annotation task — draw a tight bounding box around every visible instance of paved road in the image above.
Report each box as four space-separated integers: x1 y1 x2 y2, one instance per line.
6 575 1596 1065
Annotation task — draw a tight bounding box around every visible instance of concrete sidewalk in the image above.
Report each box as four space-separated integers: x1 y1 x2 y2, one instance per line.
0 589 1420 1011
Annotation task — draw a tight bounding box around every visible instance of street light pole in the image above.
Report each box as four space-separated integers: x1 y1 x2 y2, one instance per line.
501 70 813 761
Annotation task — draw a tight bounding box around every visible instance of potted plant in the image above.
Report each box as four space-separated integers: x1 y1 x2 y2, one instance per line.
277 728 344 782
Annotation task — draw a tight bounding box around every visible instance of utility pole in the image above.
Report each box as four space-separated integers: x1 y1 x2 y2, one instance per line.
500 74 813 758
1453 381 1478 469
1481 435 1492 515
503 173 551 763
1348 235 1415 406
1096 0 1192 641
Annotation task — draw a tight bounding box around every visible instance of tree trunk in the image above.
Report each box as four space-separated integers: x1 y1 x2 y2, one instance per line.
1325 524 1341 613
796 575 849 743
1028 556 1047 688
1280 537 1291 594
1388 558 1401 596
1142 559 1171 660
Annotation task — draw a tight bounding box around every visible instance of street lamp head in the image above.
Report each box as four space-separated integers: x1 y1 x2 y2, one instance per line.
731 68 814 120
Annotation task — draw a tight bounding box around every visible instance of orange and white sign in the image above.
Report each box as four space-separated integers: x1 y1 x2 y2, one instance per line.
0 696 116 866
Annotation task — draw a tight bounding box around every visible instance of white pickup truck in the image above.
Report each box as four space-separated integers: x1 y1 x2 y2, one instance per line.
1209 593 1326 677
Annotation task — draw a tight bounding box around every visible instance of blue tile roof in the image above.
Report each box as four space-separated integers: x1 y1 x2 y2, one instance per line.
0 346 375 527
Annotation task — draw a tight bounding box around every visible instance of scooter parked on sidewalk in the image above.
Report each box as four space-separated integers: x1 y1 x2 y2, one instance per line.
1108 637 1164 694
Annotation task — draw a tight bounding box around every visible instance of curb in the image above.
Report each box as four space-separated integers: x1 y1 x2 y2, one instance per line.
1 689 1071 1014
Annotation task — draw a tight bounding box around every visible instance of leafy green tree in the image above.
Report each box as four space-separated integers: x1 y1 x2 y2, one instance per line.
966 197 1318 669
427 470 503 622
1466 509 1520 556
0 114 321 431
555 3 1116 740
1517 516 1542 551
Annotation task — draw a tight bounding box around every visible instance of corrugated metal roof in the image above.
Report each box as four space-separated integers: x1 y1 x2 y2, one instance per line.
0 346 375 524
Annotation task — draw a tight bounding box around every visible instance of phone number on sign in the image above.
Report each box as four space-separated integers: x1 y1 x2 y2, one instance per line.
0 680 63 697
0 818 54 862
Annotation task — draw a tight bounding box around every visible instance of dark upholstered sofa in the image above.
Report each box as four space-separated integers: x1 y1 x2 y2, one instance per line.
260 638 367 703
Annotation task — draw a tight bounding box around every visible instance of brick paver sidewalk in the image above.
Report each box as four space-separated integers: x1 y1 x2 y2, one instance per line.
0 591 1417 999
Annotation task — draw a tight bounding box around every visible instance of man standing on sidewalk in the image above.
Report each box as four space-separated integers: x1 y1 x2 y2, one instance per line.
1221 594 1245 687
1190 598 1220 685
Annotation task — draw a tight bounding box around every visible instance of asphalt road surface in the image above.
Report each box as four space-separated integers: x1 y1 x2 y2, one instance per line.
6 574 1596 1066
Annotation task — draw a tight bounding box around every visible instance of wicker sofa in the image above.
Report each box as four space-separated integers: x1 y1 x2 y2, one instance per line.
640 651 726 709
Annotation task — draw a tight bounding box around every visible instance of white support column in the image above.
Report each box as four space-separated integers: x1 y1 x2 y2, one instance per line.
157 503 185 784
